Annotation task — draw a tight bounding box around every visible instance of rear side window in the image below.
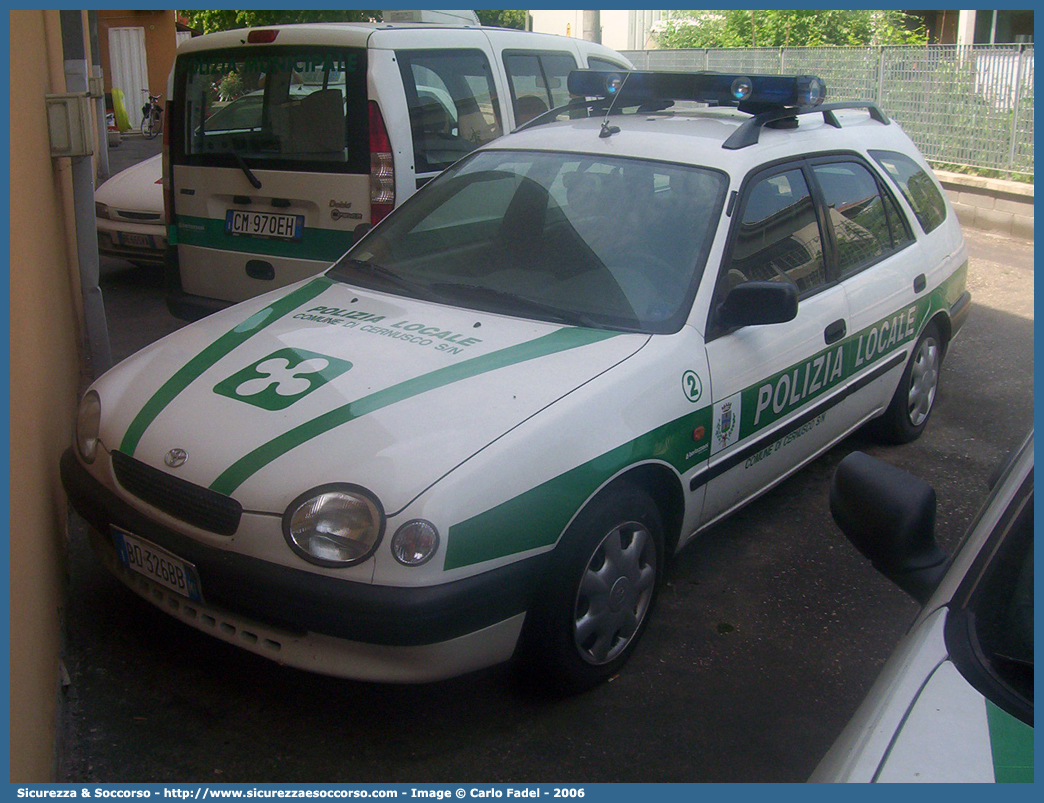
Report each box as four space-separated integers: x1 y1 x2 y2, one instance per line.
870 150 948 234
503 51 578 124
727 168 827 295
811 161 913 275
397 50 503 174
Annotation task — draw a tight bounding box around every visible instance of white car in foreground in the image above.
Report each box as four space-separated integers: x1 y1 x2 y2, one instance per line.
63 71 970 692
95 154 165 266
812 433 1033 782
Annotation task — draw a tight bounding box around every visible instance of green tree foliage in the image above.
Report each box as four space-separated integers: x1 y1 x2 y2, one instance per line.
655 10 928 49
178 10 381 35
476 10 527 29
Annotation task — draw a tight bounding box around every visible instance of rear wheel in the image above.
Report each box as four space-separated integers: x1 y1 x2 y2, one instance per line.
875 320 943 444
517 482 664 694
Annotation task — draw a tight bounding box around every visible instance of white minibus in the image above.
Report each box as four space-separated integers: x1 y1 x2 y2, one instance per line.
163 13 632 319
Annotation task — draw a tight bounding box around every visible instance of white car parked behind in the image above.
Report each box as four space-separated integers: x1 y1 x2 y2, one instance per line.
95 154 165 266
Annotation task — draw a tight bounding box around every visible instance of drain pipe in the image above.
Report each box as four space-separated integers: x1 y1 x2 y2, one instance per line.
87 10 110 181
61 9 112 377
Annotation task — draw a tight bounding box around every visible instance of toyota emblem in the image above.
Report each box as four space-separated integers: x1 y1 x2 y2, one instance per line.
164 448 188 468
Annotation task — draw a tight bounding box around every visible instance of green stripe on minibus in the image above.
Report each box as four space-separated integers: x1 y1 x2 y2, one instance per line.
175 215 355 263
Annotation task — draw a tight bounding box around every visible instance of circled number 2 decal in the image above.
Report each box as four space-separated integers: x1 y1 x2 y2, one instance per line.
682 370 703 403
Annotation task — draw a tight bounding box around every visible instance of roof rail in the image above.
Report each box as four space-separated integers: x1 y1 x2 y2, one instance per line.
722 101 889 150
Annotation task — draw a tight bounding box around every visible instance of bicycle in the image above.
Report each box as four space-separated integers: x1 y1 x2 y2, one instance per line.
141 93 163 139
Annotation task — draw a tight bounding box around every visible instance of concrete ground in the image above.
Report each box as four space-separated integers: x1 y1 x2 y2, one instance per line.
58 139 1034 783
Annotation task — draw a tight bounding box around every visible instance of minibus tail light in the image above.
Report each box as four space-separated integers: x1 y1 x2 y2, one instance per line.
369 101 395 226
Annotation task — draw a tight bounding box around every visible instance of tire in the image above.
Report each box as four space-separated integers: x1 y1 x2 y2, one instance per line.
142 111 159 140
516 482 664 694
875 320 943 444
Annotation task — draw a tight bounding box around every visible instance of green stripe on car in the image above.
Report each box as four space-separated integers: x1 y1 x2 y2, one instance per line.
208 327 622 496
986 701 1034 783
175 214 355 263
446 288 961 570
445 405 713 570
120 278 333 456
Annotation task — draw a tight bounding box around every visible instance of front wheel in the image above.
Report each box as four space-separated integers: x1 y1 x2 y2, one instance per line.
141 110 159 139
516 482 664 694
875 320 943 444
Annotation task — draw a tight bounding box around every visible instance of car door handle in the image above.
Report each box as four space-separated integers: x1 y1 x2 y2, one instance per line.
824 319 846 345
914 273 927 293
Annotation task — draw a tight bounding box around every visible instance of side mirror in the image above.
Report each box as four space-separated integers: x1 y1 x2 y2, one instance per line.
830 452 948 604
717 281 798 329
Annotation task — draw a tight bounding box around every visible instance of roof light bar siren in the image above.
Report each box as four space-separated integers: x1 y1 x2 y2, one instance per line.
567 70 827 112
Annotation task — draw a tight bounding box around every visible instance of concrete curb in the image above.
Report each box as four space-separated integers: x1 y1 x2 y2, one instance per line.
935 170 1034 243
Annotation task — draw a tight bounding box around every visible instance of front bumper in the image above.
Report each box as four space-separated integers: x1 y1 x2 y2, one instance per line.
97 219 166 265
61 448 545 680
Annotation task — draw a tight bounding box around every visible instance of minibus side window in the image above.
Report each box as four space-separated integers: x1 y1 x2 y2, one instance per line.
587 56 629 71
397 50 503 175
503 52 578 125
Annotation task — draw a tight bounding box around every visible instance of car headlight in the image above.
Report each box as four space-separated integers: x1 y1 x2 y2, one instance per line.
391 520 440 566
95 202 110 220
76 391 101 463
283 485 384 567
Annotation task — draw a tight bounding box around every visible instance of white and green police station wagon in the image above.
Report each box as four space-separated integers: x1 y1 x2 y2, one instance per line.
62 71 971 691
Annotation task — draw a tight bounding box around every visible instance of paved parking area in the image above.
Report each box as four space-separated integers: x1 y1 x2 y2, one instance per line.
60 145 1033 781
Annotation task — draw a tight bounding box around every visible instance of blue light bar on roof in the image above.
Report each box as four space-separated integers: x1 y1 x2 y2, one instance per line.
567 70 827 110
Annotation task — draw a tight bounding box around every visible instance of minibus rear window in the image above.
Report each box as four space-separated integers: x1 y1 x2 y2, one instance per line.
173 46 368 174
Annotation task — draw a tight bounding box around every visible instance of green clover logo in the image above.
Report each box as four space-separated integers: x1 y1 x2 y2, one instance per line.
214 348 352 410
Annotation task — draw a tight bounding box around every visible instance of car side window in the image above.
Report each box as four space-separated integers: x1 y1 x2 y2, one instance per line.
869 149 948 234
811 161 912 275
726 167 827 296
397 50 503 174
503 52 578 125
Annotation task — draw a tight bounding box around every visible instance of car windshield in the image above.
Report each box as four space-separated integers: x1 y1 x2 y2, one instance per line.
328 150 727 333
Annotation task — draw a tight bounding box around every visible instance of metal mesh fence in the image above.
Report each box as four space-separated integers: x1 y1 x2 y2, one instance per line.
620 45 1034 177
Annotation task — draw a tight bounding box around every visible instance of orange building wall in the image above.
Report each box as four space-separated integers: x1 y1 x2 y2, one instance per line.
9 9 90 782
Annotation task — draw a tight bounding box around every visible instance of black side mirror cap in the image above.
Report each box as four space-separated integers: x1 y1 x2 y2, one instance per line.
830 452 948 604
717 280 798 329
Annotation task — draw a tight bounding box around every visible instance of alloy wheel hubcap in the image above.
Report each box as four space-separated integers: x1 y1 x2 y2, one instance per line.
907 336 939 427
573 522 657 665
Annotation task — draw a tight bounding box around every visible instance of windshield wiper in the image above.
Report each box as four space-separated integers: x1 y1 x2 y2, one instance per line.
232 150 262 190
332 259 446 302
431 282 598 328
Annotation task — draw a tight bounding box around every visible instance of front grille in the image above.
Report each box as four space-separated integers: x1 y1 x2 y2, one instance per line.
116 210 162 221
111 451 242 535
